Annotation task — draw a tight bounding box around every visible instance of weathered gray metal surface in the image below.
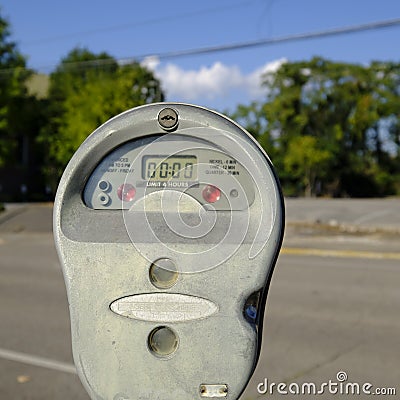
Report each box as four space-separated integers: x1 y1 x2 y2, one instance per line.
54 103 284 400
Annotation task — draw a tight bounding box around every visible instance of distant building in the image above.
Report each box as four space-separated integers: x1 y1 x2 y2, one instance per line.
26 73 50 99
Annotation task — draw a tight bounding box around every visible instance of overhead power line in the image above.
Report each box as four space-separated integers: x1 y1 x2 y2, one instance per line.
136 17 400 61
1 17 400 75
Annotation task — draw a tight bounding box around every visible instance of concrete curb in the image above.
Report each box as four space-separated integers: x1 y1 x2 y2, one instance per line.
287 220 400 236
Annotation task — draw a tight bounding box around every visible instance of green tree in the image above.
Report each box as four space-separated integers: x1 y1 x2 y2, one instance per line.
259 57 400 197
39 48 164 190
0 12 31 167
284 135 333 197
48 48 118 103
229 101 277 161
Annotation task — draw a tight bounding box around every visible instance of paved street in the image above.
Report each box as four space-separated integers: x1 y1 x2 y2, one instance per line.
0 203 399 399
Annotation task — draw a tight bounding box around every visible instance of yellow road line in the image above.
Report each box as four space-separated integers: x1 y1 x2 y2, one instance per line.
282 247 400 260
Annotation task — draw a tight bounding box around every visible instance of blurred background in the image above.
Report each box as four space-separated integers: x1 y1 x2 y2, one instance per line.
0 1 399 399
0 0 399 200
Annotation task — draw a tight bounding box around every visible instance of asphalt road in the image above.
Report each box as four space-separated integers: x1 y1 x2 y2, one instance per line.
0 203 399 399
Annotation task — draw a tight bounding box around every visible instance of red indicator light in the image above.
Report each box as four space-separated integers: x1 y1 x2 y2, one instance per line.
202 185 221 203
117 184 136 202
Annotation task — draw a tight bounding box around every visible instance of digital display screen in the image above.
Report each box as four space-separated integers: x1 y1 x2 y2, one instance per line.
142 155 197 181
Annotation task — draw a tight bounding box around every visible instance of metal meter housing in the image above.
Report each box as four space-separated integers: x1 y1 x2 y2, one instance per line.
54 103 284 400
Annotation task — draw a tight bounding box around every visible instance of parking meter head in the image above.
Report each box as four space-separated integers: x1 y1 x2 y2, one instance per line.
53 103 284 400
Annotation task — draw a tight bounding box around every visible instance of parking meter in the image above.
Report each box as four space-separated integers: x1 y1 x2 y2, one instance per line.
54 103 284 400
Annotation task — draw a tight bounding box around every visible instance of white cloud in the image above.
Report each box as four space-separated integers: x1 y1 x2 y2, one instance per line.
245 58 287 98
141 57 287 107
141 56 160 72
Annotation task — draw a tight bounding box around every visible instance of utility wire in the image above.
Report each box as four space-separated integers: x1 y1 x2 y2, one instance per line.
136 17 400 61
1 17 400 75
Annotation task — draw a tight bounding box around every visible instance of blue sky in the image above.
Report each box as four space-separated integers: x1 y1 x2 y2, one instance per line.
2 0 400 111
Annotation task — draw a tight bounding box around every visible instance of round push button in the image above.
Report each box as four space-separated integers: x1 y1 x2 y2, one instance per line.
148 326 178 357
149 258 178 289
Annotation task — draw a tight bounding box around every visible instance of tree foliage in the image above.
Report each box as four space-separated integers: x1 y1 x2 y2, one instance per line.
39 47 164 188
234 57 400 197
284 135 333 197
0 12 31 167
